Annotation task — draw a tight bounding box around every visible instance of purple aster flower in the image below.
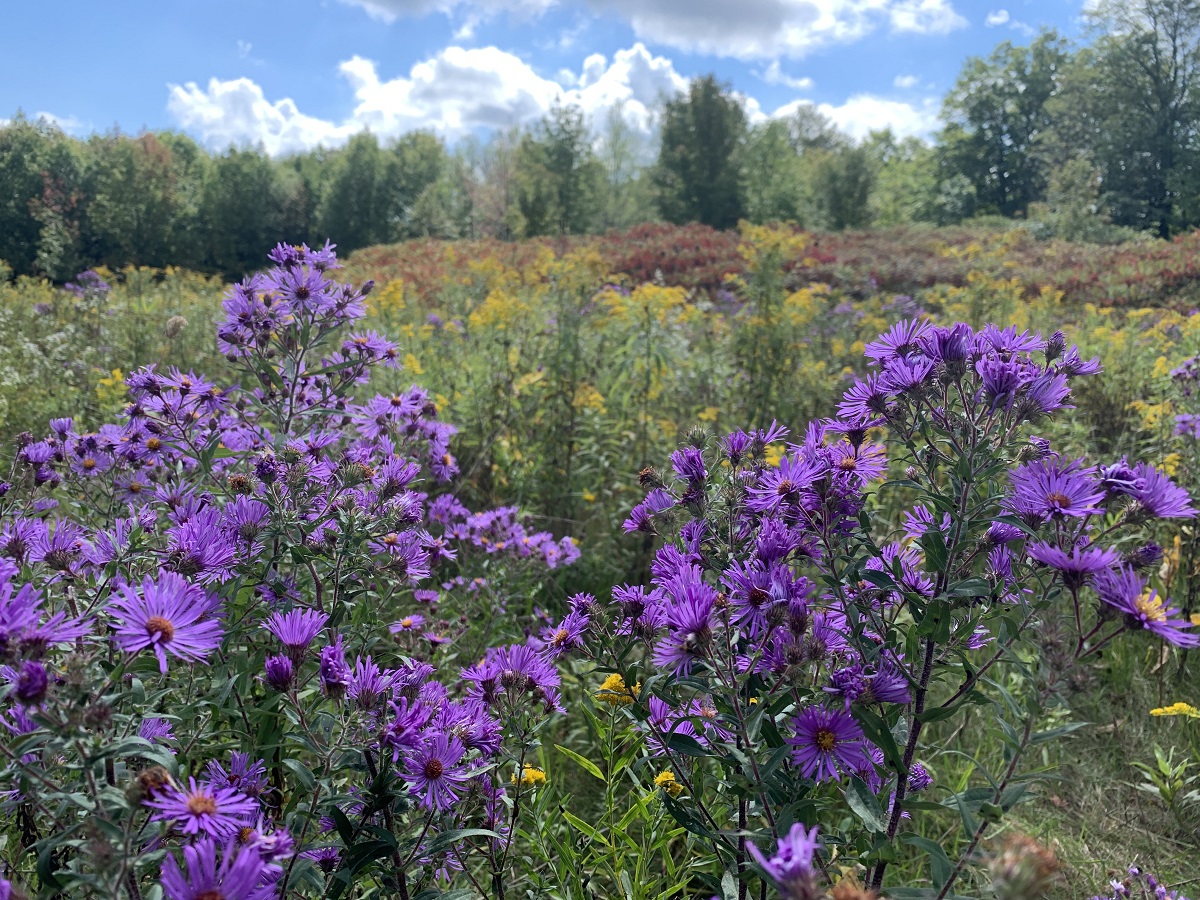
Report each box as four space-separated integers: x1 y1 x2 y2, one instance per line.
747 454 825 516
223 497 270 547
461 643 562 713
405 734 471 811
263 609 328 665
235 815 294 870
140 717 176 744
166 509 237 584
263 654 294 691
788 705 871 783
837 373 893 422
1126 462 1196 519
976 355 1037 410
319 638 351 700
863 319 932 366
920 322 974 363
1055 345 1102 376
622 488 676 533
205 752 269 798
28 520 88 571
866 661 911 705
389 613 426 635
645 695 707 755
1020 371 1072 418
652 578 716 676
109 573 223 674
1128 542 1164 569
11 660 49 704
301 846 342 874
1175 413 1200 439
1007 457 1105 524
880 355 935 393
826 663 868 704
146 777 259 837
671 447 707 486
828 440 887 484
985 521 1023 545
977 324 1044 355
160 836 272 900
1098 459 1145 495
1027 541 1120 592
1092 566 1199 647
538 610 589 657
347 655 396 710
908 762 933 793
747 823 821 900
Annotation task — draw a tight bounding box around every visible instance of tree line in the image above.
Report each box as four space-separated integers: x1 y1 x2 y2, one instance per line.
2 0 1198 280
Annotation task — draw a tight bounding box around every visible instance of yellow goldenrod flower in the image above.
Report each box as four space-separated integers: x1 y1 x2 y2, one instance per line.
654 771 683 797
1150 702 1200 719
595 673 639 705
511 766 547 787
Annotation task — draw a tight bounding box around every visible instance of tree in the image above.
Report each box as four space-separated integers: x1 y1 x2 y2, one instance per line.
865 131 940 225
200 148 291 277
741 120 804 224
387 131 449 239
81 132 181 268
595 103 657 231
458 129 522 240
512 104 602 237
317 131 391 253
0 114 59 276
1073 0 1200 235
654 74 747 229
939 31 1072 217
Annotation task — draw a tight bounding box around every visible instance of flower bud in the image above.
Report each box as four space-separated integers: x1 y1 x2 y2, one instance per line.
988 834 1059 900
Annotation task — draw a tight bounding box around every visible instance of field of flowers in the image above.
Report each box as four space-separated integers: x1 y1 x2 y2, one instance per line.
1 223 1199 899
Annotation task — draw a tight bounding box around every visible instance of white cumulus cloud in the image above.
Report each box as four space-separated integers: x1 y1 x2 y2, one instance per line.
889 0 966 34
167 43 687 154
893 73 920 88
589 0 966 59
758 60 814 90
985 9 1009 26
774 94 938 140
340 0 967 59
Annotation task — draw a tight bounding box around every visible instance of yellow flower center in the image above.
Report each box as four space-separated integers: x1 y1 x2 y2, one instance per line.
814 728 837 753
187 795 217 816
1136 590 1168 623
146 616 175 643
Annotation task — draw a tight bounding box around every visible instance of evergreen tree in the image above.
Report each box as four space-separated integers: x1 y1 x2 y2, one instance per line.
654 74 747 229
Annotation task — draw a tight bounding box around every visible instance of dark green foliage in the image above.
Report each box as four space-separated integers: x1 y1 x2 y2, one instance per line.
939 31 1071 218
513 104 602 237
654 75 747 229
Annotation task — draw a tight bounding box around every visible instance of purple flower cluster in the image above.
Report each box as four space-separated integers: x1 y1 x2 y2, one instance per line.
1092 866 1192 900
0 243 582 895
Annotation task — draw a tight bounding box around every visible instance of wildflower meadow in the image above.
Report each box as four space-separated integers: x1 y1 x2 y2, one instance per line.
1 223 1199 900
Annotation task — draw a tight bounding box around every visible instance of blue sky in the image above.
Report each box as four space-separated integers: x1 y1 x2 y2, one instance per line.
2 0 1089 154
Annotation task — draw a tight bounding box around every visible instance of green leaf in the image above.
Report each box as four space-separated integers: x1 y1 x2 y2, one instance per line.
282 758 316 792
665 732 711 758
560 809 608 847
903 835 954 888
555 743 605 781
846 777 887 833
424 828 500 856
